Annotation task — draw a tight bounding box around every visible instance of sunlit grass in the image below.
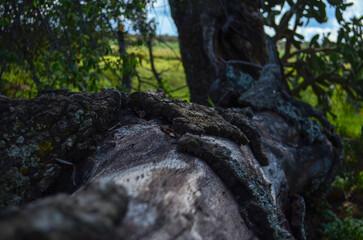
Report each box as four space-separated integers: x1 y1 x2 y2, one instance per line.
300 86 363 138
99 44 188 100
1 65 37 98
134 57 188 100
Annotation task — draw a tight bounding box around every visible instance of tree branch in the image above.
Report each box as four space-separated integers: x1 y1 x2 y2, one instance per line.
147 39 163 87
287 47 338 58
220 58 263 70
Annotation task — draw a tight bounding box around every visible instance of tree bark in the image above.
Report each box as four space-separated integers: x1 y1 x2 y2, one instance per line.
0 88 341 240
168 0 268 105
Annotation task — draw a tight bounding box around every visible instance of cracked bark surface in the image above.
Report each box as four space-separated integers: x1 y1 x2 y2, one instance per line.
0 89 341 240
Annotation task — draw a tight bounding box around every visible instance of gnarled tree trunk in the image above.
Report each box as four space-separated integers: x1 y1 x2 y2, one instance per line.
0 87 340 240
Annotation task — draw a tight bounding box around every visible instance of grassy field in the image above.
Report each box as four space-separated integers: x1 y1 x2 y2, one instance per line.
299 85 363 138
106 38 189 100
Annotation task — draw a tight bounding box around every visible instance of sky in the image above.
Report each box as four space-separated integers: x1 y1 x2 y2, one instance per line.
147 0 363 41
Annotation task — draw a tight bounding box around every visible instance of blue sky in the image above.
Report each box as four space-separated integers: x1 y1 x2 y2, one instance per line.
147 0 362 41
147 0 178 36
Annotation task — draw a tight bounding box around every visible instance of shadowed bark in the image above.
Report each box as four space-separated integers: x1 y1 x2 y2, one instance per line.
168 0 267 104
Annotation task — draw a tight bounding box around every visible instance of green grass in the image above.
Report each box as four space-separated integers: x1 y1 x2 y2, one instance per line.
2 65 37 98
300 85 363 138
101 42 188 100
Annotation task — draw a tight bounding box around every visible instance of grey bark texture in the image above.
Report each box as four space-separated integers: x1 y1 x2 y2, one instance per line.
0 84 341 239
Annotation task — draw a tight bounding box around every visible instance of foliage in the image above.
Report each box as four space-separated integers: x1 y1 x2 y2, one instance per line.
0 0 154 96
315 134 363 239
102 37 188 100
334 135 363 194
319 203 363 240
263 0 363 116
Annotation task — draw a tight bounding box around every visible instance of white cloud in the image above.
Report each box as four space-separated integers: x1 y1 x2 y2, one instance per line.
297 24 338 41
298 0 362 41
345 0 363 19
269 0 362 42
264 26 276 37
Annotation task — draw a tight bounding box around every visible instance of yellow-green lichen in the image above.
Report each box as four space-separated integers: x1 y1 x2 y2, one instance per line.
38 140 53 155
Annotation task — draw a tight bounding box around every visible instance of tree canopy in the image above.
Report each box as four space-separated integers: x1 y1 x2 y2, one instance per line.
0 0 155 96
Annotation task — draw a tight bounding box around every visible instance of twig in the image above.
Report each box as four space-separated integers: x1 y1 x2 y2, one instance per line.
287 47 338 58
169 85 188 93
155 36 182 61
220 58 262 70
147 39 163 85
55 158 77 185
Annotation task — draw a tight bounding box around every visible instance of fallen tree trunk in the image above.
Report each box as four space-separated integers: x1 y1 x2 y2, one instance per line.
0 84 341 239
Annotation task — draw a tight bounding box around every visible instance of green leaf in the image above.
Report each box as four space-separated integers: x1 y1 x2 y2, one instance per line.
207 96 215 107
329 52 339 67
337 29 344 44
310 34 320 48
295 32 305 40
335 8 343 22
327 0 342 5
292 39 302 50
50 62 60 72
279 11 291 26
